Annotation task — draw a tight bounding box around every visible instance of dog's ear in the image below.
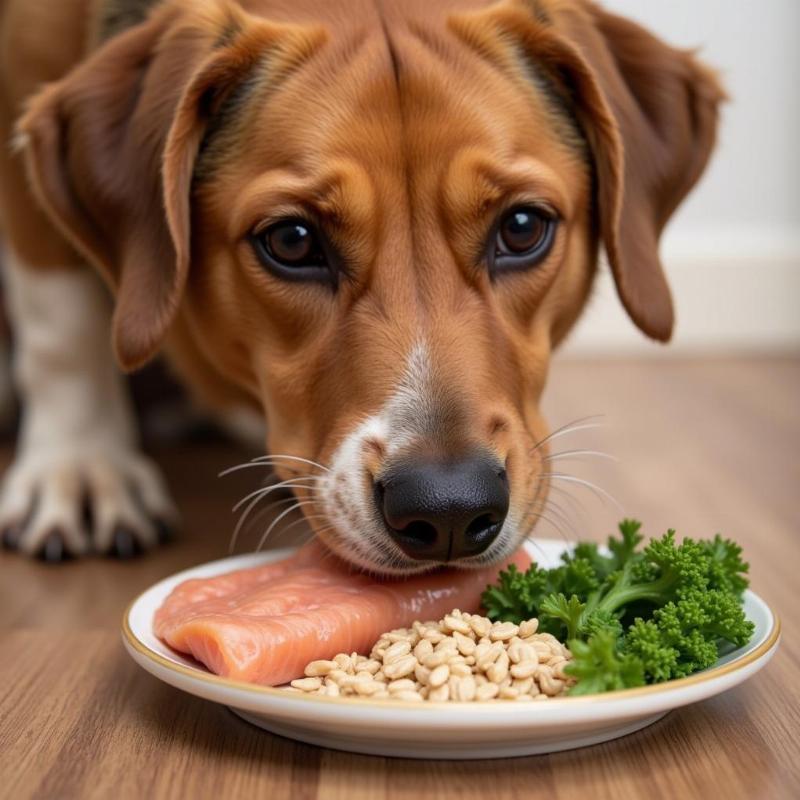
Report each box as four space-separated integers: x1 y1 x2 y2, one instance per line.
451 0 725 341
18 3 323 370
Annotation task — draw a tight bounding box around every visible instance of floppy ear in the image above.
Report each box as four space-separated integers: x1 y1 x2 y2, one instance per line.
452 0 725 341
559 1 725 341
17 3 322 370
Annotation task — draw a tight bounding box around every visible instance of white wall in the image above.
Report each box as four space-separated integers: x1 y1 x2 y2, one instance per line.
563 0 800 355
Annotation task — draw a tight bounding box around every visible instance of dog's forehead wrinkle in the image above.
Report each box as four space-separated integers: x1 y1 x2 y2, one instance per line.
513 49 588 161
374 0 402 89
194 65 268 184
449 9 588 163
370 0 420 297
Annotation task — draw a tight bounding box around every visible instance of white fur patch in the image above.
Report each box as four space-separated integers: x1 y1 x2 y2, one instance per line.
0 254 176 556
319 341 518 574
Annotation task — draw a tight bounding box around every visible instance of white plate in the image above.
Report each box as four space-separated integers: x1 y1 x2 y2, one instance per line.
122 539 780 759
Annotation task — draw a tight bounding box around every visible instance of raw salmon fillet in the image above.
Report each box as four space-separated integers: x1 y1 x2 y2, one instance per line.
154 542 530 686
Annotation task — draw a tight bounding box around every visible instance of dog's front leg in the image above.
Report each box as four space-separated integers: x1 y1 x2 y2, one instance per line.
0 254 177 560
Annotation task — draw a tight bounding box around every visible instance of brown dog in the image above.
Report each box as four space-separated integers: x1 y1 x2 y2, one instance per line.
0 0 722 568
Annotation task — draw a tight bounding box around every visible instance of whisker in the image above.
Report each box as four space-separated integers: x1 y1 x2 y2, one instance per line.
229 482 319 554
528 414 606 455
310 524 337 537
521 492 572 544
526 512 568 541
524 539 550 562
546 481 585 508
535 497 575 536
281 512 329 531
541 472 623 512
542 449 618 463
530 424 607 456
305 526 339 552
547 483 592 533
249 454 330 472
515 458 600 550
269 513 330 546
256 500 320 552
232 478 319 514
228 494 308 553
220 462 301 478
219 453 327 479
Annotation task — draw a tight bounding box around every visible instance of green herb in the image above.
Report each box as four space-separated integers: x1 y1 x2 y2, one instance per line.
482 520 754 694
565 631 645 695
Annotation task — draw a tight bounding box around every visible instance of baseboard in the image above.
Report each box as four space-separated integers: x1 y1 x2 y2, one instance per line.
561 232 800 356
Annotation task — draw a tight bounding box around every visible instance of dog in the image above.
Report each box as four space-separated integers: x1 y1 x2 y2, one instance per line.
0 0 722 570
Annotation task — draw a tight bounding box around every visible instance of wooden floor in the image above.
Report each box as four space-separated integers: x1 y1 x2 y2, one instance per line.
1 357 798 799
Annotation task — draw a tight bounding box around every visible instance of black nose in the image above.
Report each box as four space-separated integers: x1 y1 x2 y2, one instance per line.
377 455 509 562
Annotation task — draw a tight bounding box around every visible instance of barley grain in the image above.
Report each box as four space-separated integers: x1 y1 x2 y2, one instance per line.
413 639 434 661
450 662 472 678
304 660 338 677
290 677 322 691
414 663 431 685
454 675 477 701
353 681 384 696
429 663 450 687
383 640 412 663
428 684 450 702
423 650 450 669
510 660 539 680
469 615 492 638
333 654 353 672
443 614 472 635
489 621 519 641
476 682 499 701
382 654 416 680
388 679 417 693
284 610 573 702
511 676 534 694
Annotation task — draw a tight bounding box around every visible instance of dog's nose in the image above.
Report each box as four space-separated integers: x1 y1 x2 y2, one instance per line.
377 456 509 562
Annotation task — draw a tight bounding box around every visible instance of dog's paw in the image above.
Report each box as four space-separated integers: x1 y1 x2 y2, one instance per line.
0 450 178 561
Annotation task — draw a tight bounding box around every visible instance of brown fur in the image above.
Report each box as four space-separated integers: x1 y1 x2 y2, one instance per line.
0 0 723 556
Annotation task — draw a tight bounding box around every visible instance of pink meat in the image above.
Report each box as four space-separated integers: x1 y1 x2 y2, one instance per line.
154 543 530 686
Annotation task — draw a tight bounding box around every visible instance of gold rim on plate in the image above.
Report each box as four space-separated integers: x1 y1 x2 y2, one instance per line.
122 592 781 710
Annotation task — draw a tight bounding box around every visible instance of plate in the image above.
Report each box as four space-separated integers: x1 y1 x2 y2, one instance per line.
122 539 780 759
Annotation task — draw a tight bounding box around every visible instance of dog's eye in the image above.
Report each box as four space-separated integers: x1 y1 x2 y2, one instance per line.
491 206 557 274
267 221 316 263
251 219 331 283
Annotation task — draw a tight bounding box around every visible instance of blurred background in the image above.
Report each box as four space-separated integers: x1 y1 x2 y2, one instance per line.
564 0 800 356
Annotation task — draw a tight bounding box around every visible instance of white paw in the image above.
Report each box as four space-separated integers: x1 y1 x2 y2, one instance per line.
0 449 178 561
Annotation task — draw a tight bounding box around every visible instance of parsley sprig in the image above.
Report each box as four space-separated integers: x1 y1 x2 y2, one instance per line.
482 520 754 694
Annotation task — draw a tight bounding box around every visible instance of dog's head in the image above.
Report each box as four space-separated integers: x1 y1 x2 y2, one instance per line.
18 0 723 573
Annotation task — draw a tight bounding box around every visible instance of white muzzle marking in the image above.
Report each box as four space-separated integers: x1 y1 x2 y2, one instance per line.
318 342 520 574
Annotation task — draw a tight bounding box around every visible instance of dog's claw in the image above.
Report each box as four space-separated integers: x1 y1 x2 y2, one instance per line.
38 530 69 563
1 525 22 551
154 518 176 545
110 527 141 559
1 453 175 561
